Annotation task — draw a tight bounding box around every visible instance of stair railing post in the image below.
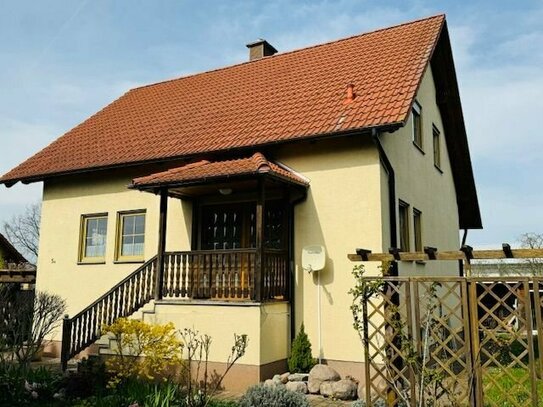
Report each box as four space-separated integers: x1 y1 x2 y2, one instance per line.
155 188 168 300
60 314 71 371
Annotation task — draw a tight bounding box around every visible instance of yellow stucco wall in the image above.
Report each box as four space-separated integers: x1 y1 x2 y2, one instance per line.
380 67 461 276
274 137 383 364
36 167 192 322
145 301 289 366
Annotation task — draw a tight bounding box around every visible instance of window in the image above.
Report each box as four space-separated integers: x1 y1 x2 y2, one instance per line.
80 214 108 262
399 201 410 252
433 125 441 169
116 211 146 261
412 101 423 150
413 208 422 252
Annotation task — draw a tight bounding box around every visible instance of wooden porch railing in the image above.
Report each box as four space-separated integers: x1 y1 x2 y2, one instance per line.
162 249 289 301
61 249 289 370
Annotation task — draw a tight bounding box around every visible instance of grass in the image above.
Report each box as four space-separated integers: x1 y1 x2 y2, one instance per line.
483 367 543 406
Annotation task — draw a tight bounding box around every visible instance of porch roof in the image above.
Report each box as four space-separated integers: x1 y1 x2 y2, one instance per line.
130 152 309 191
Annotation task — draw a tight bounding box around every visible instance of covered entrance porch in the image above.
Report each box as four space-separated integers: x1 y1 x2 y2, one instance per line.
131 152 309 303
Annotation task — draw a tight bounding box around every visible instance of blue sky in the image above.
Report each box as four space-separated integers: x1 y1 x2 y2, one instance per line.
0 0 542 249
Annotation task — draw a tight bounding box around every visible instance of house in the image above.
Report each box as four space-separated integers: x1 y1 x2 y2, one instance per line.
0 232 27 269
0 15 481 389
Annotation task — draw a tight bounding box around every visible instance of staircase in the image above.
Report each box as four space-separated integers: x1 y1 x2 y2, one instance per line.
60 256 157 370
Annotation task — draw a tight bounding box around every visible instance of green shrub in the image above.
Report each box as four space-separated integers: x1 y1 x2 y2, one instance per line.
288 324 316 373
238 384 309 407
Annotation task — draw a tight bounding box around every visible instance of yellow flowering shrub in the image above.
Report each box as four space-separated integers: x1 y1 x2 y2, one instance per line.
102 318 183 388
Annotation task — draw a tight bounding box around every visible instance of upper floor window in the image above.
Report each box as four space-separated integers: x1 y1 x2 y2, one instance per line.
399 201 410 252
413 208 422 252
412 101 423 150
433 125 441 170
80 214 108 263
116 211 146 261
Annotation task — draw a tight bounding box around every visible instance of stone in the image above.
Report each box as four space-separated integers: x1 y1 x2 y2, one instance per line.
319 381 335 397
308 364 341 382
264 379 276 387
280 372 290 384
288 373 309 382
308 364 341 395
286 381 308 394
331 379 358 400
307 380 321 394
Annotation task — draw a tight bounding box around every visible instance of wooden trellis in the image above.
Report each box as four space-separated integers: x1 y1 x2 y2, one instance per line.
348 246 543 407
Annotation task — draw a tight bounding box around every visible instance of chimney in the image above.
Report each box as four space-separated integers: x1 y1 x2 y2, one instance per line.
246 39 278 61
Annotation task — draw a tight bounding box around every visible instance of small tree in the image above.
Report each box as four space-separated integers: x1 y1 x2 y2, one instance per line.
287 323 316 373
519 232 543 275
2 203 41 264
0 289 66 366
179 327 248 407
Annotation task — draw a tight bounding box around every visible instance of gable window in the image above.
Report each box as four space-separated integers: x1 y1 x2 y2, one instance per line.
80 214 108 263
412 101 423 150
399 201 410 252
116 211 146 261
433 125 441 170
413 208 422 252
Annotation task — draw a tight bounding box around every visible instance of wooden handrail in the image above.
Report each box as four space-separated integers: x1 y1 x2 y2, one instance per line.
61 256 157 370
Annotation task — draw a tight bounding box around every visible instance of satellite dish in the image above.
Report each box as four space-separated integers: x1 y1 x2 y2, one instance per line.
302 245 326 273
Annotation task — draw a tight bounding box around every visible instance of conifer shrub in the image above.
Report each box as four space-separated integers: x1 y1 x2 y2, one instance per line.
287 323 316 373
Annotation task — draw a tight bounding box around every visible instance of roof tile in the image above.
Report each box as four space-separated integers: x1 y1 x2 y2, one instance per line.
1 15 445 184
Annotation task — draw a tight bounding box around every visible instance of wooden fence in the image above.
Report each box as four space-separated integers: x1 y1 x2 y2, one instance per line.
356 276 543 407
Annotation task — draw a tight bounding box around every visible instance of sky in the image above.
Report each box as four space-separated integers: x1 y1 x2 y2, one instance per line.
0 0 542 250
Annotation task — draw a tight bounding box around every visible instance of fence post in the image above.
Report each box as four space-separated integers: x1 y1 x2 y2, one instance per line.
467 279 483 406
60 314 71 371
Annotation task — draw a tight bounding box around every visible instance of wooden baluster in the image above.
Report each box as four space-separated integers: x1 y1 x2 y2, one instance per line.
198 253 204 298
147 262 153 301
169 254 175 297
181 254 187 298
134 272 141 309
175 254 181 297
204 253 209 298
189 254 195 298
235 252 241 299
211 253 221 298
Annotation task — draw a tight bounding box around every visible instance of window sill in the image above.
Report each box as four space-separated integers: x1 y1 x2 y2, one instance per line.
434 164 443 174
114 259 145 264
78 261 106 265
412 141 425 154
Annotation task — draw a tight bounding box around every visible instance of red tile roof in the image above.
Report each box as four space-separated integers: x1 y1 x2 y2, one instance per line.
131 152 309 188
1 15 445 185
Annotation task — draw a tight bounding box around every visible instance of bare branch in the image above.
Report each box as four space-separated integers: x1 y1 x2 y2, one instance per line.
2 203 41 263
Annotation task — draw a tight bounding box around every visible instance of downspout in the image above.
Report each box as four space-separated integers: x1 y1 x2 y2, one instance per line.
371 128 398 276
459 228 468 276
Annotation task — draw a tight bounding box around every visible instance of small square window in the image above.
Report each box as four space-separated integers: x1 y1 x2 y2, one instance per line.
433 125 441 169
412 101 423 150
116 211 146 261
413 209 422 252
80 214 108 262
399 201 410 252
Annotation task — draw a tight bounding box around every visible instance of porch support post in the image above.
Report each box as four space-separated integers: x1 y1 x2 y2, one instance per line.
254 178 265 302
154 188 168 300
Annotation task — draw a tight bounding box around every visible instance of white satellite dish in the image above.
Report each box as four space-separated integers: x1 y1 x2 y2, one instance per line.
302 245 326 273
